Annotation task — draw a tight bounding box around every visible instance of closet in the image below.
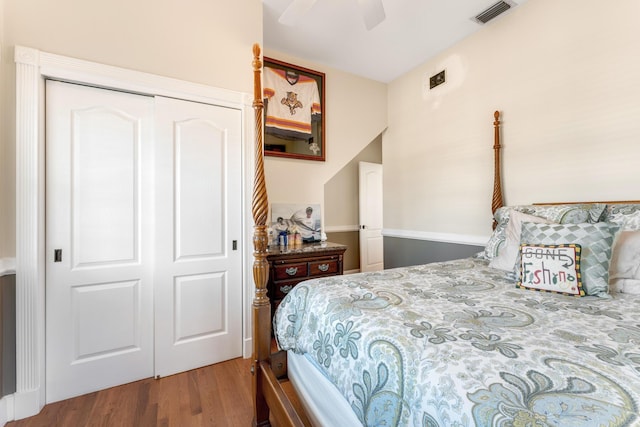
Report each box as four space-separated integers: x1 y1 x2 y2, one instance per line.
45 80 242 403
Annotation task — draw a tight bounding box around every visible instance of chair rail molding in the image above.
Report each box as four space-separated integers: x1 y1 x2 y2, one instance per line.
382 228 489 246
0 258 16 276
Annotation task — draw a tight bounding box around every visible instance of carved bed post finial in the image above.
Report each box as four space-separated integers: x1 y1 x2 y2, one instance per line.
251 43 271 427
251 44 269 263
251 43 269 309
492 110 503 229
251 44 269 308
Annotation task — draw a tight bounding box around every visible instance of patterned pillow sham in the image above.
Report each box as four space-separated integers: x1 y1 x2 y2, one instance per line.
519 222 620 298
484 203 607 260
489 211 553 271
604 204 640 294
603 203 640 230
609 230 640 295
518 243 584 296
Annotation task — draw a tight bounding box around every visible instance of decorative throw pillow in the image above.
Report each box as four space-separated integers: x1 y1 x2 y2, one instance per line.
484 203 607 260
609 230 640 294
518 244 584 296
489 211 553 271
519 222 620 298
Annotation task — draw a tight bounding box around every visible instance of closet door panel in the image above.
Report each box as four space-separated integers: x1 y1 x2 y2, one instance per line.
45 80 155 403
154 96 243 377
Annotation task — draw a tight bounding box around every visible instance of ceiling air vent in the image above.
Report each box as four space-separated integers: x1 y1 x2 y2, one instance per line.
473 0 516 24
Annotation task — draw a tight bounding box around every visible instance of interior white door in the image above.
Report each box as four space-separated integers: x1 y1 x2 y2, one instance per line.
359 162 384 272
45 80 155 403
153 97 243 377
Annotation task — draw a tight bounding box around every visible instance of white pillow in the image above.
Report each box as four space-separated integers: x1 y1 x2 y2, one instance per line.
489 210 552 271
609 230 640 294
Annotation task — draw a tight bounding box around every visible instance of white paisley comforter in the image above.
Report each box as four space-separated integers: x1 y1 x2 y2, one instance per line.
274 257 640 427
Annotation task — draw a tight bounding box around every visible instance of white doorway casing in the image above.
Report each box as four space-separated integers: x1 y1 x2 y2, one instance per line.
14 46 256 420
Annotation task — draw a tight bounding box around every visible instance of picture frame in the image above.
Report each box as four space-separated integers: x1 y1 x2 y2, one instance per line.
263 57 325 161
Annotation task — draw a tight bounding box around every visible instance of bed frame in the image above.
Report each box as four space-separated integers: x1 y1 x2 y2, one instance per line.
249 44 504 427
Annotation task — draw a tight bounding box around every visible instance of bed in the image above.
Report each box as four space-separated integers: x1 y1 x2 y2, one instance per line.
249 45 640 426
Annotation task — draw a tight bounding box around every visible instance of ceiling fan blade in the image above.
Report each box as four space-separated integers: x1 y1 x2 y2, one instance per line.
357 0 385 30
278 0 318 26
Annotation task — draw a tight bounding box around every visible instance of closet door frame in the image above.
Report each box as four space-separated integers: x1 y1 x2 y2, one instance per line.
14 46 255 420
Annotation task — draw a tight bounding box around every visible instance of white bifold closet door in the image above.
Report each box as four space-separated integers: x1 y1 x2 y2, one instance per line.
45 81 242 403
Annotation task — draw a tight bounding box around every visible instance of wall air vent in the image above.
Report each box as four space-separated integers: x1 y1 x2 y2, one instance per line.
473 0 516 24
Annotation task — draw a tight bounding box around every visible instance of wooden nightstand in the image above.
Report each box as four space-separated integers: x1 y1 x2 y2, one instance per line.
266 242 347 318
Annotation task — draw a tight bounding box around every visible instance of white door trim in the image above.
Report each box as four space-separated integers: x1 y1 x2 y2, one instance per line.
14 46 255 420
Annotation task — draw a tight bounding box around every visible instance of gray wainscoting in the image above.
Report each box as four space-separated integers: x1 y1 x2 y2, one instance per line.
383 237 483 269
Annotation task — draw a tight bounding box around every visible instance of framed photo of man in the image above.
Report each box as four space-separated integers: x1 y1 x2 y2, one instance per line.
270 203 322 244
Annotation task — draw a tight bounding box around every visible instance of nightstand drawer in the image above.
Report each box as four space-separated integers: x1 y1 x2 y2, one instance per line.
309 259 338 276
273 280 305 299
273 262 308 280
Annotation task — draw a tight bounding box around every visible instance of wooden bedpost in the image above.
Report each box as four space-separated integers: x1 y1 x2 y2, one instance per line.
250 44 306 427
251 43 272 427
491 110 503 228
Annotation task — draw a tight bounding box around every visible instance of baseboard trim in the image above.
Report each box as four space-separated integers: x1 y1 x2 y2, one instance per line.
0 394 15 426
13 387 43 420
243 338 252 359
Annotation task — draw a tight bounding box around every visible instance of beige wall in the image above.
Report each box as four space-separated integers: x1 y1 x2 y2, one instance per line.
324 137 382 271
324 136 382 229
263 49 387 229
384 0 640 241
0 0 263 258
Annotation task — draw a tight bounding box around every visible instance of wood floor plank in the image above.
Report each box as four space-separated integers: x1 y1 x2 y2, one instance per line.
215 358 253 425
133 381 157 426
7 358 253 427
187 369 203 417
157 365 192 426
197 364 227 426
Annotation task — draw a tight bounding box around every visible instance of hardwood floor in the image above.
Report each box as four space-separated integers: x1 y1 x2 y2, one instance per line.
7 358 254 427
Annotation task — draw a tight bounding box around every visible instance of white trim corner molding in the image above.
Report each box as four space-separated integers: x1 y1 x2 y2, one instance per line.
13 46 254 421
14 45 47 420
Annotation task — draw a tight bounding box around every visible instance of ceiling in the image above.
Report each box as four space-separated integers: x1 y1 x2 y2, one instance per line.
263 0 527 83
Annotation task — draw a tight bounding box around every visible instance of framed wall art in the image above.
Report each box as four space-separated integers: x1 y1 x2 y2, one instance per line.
263 57 325 161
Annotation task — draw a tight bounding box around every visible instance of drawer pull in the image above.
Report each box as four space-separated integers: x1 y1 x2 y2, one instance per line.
280 285 293 294
285 267 298 276
318 263 330 272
